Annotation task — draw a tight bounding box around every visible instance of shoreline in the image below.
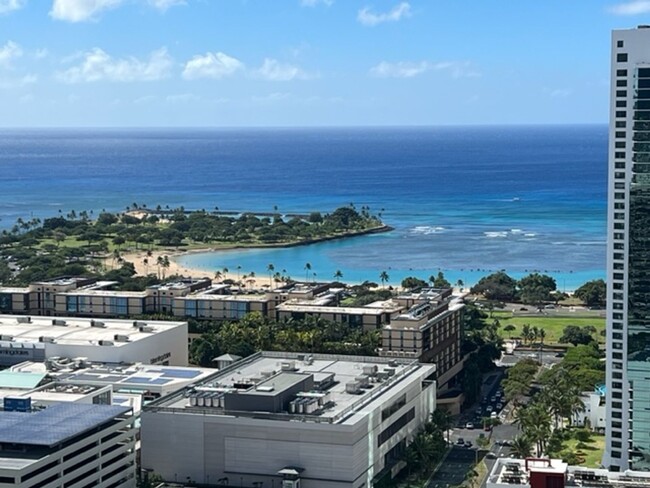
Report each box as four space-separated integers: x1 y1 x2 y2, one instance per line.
110 224 394 288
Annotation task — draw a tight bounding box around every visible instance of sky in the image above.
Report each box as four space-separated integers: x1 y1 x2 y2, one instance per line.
0 0 649 127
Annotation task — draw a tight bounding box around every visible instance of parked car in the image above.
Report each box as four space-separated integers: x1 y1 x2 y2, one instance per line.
486 405 493 413
465 422 474 430
491 411 498 419
486 452 497 459
456 438 465 446
465 441 473 448
496 403 503 410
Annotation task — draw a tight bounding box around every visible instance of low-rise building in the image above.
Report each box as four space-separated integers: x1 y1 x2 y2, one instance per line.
0 314 188 367
572 385 607 432
487 457 650 488
141 351 437 488
379 289 464 393
0 402 136 487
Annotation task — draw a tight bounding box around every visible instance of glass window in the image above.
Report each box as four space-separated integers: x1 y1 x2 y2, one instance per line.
617 90 627 98
616 131 626 138
618 40 624 48
617 53 628 62
616 110 627 118
617 79 628 87
639 68 650 78
616 162 626 169
618 69 628 76
617 100 627 108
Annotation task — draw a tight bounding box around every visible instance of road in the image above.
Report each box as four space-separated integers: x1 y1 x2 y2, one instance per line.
426 447 480 488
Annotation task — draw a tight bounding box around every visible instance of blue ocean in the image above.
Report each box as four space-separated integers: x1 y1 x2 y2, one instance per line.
0 126 607 290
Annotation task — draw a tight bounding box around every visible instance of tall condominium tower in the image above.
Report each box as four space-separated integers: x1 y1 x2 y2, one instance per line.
604 26 650 472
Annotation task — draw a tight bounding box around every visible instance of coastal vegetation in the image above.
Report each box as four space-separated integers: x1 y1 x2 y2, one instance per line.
0 205 386 286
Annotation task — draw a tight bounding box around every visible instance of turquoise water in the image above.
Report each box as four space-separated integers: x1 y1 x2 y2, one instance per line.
0 126 607 290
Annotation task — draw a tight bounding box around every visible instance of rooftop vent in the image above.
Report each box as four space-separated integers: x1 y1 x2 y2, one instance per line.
138 326 154 333
133 320 148 328
345 381 362 395
362 365 378 376
16 317 31 324
98 340 114 346
281 361 297 372
90 320 106 328
39 336 55 343
52 319 67 326
0 335 13 342
113 334 130 343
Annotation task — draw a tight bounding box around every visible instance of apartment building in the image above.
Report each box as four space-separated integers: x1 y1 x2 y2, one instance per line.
605 26 650 471
379 289 464 393
141 351 436 488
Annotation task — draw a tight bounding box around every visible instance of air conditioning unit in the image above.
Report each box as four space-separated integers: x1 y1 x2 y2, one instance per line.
384 368 396 377
0 335 13 342
39 336 55 343
113 334 130 342
52 319 67 326
355 375 370 388
138 326 154 333
362 365 378 376
281 361 297 372
90 320 106 328
345 381 362 394
98 340 114 346
16 317 31 324
133 320 148 328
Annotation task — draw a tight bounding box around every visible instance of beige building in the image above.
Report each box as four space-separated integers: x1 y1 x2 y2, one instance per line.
379 289 464 394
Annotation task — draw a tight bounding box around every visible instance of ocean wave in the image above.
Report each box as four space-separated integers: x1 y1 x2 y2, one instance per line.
524 233 536 237
411 226 446 235
484 231 508 238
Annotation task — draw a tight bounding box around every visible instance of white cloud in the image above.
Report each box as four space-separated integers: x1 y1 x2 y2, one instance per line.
0 74 37 88
50 0 124 22
0 0 25 15
148 0 186 11
300 0 333 7
182 52 244 80
370 60 481 79
50 0 184 22
56 47 173 83
609 0 650 14
256 58 311 81
358 1 411 26
0 41 22 69
546 88 572 98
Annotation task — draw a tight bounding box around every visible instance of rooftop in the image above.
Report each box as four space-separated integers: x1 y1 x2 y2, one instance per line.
276 302 399 315
0 314 186 347
149 351 433 424
0 371 46 390
0 403 130 447
54 362 215 392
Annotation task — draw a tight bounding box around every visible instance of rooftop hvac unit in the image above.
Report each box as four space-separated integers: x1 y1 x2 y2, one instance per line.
0 335 13 342
113 334 130 342
345 381 362 395
90 320 106 328
98 340 114 346
39 336 55 343
297 354 306 361
355 375 370 388
362 365 378 376
138 326 154 333
388 359 398 367
133 320 148 328
280 361 297 372
306 355 314 365
16 316 31 324
384 368 396 377
376 371 389 381
260 370 275 378
52 319 67 326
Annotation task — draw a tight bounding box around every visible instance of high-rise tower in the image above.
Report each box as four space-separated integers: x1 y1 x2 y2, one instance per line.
605 26 650 471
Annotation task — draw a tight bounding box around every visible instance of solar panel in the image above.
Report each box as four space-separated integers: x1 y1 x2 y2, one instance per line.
0 403 130 447
160 369 201 379
121 377 171 385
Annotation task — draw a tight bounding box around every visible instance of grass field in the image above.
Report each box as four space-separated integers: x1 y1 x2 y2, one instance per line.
563 433 606 468
492 311 606 344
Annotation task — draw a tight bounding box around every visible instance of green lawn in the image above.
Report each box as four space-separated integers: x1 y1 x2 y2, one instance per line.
563 433 605 468
492 311 605 344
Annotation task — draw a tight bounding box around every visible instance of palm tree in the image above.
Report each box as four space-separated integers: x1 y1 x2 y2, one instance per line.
510 435 533 458
304 262 312 282
334 270 343 281
156 256 164 279
214 270 223 282
236 265 242 282
161 255 170 279
267 264 275 287
456 279 464 291
143 257 149 275
379 270 389 288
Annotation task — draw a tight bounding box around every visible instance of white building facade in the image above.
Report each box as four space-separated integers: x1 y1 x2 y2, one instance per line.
141 352 437 488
